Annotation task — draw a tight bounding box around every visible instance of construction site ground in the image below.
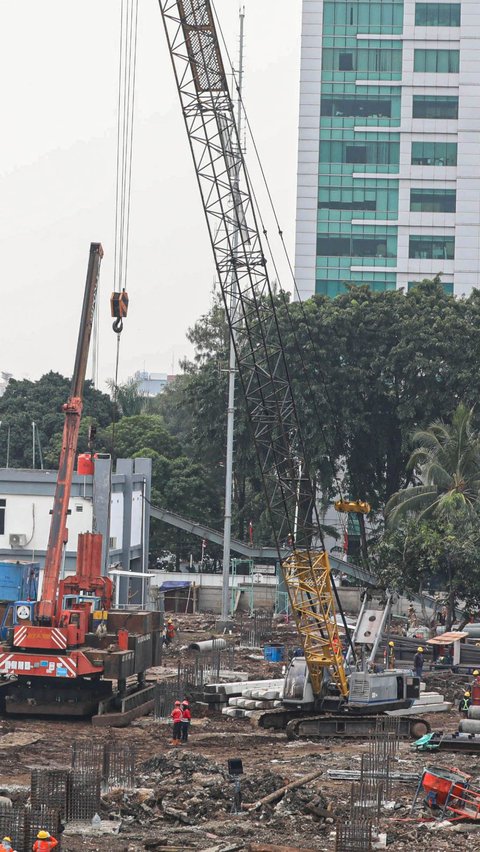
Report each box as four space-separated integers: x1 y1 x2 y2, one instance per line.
0 614 478 852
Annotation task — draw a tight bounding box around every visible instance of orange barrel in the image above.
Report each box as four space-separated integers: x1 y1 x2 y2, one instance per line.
77 453 94 475
118 628 129 651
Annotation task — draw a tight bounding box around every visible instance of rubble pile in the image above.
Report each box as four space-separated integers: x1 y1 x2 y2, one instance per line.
99 748 331 845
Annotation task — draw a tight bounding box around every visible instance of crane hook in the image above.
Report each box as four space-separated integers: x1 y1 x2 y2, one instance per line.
112 317 123 334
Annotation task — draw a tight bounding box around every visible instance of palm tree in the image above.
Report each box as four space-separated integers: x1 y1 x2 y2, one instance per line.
386 404 480 526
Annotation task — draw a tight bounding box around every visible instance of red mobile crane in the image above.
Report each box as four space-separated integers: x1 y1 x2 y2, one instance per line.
0 244 162 721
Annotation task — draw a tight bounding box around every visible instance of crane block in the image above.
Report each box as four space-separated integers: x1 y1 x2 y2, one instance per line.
335 499 371 514
110 289 129 319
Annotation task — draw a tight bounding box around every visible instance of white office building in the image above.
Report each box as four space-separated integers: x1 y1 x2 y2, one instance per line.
295 0 480 298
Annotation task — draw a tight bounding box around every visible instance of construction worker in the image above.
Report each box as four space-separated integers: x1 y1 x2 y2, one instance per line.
165 618 175 646
473 670 480 684
413 646 424 678
0 837 17 852
181 699 191 743
459 690 471 717
387 640 395 670
171 700 182 745
32 830 58 851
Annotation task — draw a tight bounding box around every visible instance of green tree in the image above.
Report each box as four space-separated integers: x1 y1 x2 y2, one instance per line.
107 377 149 418
0 372 113 469
374 515 480 627
380 405 480 626
385 404 480 525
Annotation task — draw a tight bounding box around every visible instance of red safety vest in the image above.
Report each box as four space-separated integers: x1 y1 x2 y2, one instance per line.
166 623 175 638
171 707 182 722
182 708 191 722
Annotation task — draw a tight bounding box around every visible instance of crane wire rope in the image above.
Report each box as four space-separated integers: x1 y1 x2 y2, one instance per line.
211 4 370 554
111 0 139 452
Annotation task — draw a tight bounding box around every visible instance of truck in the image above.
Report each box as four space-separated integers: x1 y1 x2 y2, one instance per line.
0 244 162 723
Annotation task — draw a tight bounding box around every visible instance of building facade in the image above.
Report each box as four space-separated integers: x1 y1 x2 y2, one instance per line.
0 457 152 605
295 0 480 298
134 371 175 397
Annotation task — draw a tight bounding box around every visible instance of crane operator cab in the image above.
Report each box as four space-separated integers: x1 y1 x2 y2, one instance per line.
282 655 420 714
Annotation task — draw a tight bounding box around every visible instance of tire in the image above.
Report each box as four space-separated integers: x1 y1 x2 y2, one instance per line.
410 719 429 738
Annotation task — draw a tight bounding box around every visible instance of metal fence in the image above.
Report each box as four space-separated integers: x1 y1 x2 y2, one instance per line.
154 680 182 720
239 611 273 648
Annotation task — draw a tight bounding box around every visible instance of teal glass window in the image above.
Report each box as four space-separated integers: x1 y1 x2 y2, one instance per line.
411 141 457 165
317 234 396 258
316 278 397 296
414 49 459 72
321 97 392 118
317 180 399 220
319 139 399 168
408 235 455 259
412 96 458 119
415 3 460 26
410 189 456 212
323 2 404 35
408 280 454 294
321 46 402 79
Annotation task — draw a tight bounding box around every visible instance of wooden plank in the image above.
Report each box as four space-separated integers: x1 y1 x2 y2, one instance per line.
248 845 320 852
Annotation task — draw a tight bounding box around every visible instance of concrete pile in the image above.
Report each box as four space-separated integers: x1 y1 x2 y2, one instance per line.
198 678 284 714
387 681 452 717
223 686 283 718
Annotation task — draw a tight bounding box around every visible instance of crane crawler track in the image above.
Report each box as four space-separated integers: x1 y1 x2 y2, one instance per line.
256 707 430 740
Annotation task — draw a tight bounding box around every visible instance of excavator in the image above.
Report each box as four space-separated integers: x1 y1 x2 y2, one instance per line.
0 244 162 722
158 0 429 740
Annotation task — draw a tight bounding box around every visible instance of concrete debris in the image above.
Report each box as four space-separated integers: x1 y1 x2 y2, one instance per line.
0 731 44 748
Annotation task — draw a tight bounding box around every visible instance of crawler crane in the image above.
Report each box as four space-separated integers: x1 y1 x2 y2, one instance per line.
158 0 429 739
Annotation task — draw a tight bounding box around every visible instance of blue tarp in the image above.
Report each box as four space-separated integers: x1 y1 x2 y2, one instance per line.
157 580 191 592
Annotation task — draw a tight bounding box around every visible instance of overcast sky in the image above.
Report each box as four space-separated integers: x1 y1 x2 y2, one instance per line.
0 1 301 391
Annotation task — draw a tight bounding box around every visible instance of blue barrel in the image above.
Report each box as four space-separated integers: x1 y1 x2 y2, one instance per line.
264 644 284 662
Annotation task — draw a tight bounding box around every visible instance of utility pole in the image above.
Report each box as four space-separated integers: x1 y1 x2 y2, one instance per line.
220 5 246 627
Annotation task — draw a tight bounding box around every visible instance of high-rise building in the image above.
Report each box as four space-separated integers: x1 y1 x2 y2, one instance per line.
295 0 480 298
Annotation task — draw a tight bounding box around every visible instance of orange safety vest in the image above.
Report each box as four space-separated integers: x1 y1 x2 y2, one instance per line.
33 839 58 852
166 623 175 638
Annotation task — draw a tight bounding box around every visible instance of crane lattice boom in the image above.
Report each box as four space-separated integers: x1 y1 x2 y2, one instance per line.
159 0 348 698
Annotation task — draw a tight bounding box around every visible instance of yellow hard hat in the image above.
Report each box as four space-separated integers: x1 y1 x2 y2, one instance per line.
3 838 12 843
465 691 471 697
37 831 50 839
388 641 395 647
417 646 424 652
474 670 479 676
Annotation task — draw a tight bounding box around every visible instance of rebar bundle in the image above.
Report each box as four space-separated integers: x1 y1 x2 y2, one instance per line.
335 817 373 852
31 769 69 820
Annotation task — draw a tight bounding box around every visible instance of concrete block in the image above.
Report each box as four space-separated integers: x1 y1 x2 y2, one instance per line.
387 702 452 716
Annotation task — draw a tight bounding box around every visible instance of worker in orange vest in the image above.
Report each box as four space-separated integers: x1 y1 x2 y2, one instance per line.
171 700 182 745
165 619 176 645
32 830 58 851
0 837 17 852
181 699 192 743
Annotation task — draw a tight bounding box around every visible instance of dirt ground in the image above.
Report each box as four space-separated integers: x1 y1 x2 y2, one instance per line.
0 614 478 852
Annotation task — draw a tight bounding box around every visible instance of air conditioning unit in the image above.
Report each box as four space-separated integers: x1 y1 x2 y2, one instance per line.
9 533 27 548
